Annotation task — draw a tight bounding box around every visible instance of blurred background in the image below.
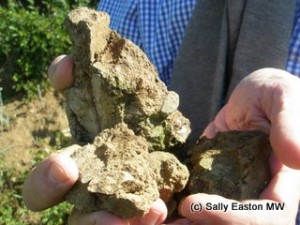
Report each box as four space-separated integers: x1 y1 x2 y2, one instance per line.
0 1 98 224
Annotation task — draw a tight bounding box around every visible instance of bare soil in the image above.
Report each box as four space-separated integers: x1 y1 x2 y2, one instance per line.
0 90 69 171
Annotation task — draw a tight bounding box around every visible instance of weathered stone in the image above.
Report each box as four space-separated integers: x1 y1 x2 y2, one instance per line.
150 151 189 203
62 7 190 218
65 124 188 218
64 7 191 150
188 130 272 199
61 7 272 219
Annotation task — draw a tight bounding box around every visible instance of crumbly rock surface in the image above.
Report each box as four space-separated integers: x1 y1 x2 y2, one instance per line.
63 7 190 218
62 7 271 219
65 123 189 218
188 130 272 199
64 7 191 150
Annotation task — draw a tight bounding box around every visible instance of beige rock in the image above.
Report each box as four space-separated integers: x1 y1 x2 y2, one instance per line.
65 124 189 218
63 7 190 218
64 7 191 150
61 7 271 219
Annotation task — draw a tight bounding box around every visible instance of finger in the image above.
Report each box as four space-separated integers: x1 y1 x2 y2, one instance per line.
180 194 250 225
179 194 294 225
240 69 300 169
201 109 228 139
68 198 167 225
260 161 300 203
22 153 78 211
164 218 193 225
179 167 300 225
268 80 300 169
47 54 74 92
137 198 168 225
68 209 128 225
206 69 300 169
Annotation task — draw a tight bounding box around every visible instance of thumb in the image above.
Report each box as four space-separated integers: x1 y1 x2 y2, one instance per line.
269 95 300 169
261 70 300 169
22 153 78 211
48 54 74 92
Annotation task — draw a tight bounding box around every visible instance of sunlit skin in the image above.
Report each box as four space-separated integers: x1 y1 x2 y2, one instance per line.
23 55 300 225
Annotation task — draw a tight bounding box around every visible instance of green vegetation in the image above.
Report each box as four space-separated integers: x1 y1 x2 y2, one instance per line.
0 133 73 225
0 1 99 223
0 157 72 225
0 0 97 100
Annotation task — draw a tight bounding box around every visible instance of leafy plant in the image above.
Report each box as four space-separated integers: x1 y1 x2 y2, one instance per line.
0 149 72 225
0 0 97 99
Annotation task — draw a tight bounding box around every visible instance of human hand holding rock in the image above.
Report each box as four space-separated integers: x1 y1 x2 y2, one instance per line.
22 152 168 225
25 7 190 225
177 69 300 225
45 58 300 225
26 7 300 225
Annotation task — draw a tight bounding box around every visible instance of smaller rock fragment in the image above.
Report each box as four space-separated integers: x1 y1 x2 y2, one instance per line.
188 130 272 200
65 123 189 218
160 91 179 115
150 151 189 203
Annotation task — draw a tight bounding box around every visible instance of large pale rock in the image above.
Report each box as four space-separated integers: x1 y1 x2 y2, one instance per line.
64 7 191 150
63 7 190 218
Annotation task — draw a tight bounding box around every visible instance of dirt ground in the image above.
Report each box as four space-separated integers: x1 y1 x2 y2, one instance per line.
0 90 70 171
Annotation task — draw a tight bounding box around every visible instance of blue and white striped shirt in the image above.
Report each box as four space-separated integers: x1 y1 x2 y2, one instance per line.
97 1 300 224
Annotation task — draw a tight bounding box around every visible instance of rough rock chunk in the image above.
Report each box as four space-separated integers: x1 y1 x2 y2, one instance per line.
64 7 191 150
150 151 189 203
188 130 272 199
60 7 272 219
62 7 190 218
65 123 189 218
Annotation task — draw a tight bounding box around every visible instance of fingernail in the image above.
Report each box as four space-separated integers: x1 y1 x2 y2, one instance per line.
47 162 69 185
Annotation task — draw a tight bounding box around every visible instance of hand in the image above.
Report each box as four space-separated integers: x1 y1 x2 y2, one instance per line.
47 55 74 92
22 151 168 225
176 68 300 225
37 57 300 225
23 55 168 225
